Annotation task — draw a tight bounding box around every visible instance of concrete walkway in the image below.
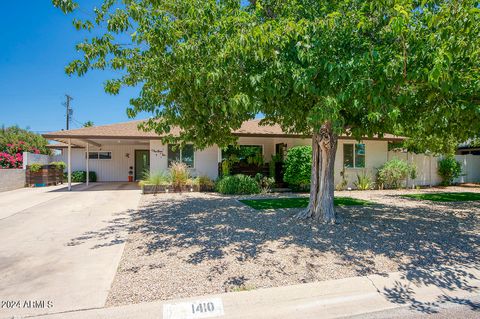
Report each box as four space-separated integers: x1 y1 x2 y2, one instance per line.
0 183 84 220
0 183 141 318
30 266 480 319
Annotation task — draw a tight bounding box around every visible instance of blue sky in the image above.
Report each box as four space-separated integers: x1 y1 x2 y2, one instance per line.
0 1 142 133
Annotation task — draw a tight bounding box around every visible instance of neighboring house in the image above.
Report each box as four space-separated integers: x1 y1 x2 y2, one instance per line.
457 140 480 155
43 119 408 187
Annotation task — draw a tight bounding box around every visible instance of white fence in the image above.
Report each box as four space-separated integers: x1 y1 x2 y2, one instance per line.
453 154 480 184
22 152 52 169
387 151 480 186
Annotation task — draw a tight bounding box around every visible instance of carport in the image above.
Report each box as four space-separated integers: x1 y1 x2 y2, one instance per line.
47 139 100 190
43 121 156 189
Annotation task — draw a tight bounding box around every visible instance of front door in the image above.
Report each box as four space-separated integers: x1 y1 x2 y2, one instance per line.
135 150 150 181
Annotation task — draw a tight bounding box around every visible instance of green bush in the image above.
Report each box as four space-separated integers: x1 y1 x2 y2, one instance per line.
283 146 312 190
139 170 170 186
216 174 261 194
71 171 97 182
29 163 43 173
50 161 66 170
195 175 215 191
255 173 275 193
438 156 462 186
354 172 373 190
376 158 416 189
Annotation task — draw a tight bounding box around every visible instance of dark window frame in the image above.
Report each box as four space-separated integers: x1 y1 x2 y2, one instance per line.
85 151 112 160
167 144 195 168
343 143 365 168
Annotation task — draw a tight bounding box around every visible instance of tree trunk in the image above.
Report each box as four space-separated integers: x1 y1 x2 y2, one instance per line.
296 122 338 223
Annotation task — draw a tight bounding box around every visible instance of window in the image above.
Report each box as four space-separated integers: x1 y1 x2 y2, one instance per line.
343 144 365 168
168 144 194 167
86 151 112 159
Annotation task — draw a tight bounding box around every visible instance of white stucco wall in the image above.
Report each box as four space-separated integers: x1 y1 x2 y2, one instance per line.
149 141 220 180
333 139 387 187
149 140 167 173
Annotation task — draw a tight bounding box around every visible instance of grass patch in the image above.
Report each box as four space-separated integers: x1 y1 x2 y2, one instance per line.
403 192 480 202
239 197 372 210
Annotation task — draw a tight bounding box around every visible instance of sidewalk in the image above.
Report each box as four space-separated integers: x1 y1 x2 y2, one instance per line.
28 265 480 319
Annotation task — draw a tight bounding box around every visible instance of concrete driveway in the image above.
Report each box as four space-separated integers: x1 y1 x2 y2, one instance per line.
0 183 141 318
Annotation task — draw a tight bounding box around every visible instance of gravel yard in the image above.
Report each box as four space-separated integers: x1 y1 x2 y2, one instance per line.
106 186 480 306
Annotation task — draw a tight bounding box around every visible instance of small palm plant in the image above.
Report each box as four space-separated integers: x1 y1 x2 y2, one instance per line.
354 171 373 190
139 170 170 194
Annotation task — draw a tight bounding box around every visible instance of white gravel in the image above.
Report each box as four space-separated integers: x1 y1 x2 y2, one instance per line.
106 186 480 306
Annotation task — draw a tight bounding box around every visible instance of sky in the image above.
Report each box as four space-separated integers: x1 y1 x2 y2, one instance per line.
0 1 143 134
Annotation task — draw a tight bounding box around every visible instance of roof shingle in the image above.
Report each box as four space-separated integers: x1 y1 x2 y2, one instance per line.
42 119 404 141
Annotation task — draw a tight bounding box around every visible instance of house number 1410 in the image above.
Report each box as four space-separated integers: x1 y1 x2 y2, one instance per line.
192 302 215 314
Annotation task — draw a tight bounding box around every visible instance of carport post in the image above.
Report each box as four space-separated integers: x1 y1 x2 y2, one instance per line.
86 143 89 186
67 138 72 191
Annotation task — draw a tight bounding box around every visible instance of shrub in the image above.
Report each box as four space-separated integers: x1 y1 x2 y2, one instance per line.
71 171 97 182
354 172 373 190
216 174 261 194
283 146 312 190
255 173 275 193
438 156 462 186
50 161 66 170
0 152 23 168
139 170 170 187
196 175 215 191
269 154 282 179
221 160 230 176
29 163 43 172
170 162 190 190
376 158 416 189
221 154 239 176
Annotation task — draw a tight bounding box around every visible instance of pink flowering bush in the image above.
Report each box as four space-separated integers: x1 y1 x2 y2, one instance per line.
0 152 23 168
0 141 40 169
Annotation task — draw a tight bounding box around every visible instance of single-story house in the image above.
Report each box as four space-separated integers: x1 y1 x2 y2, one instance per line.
43 119 412 189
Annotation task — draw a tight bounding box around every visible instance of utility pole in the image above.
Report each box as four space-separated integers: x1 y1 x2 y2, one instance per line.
65 94 73 130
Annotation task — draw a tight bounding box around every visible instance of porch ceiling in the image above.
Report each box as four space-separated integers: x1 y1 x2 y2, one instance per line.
47 138 150 149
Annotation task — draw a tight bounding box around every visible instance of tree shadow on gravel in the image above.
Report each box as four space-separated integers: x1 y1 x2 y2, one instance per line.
129 193 479 313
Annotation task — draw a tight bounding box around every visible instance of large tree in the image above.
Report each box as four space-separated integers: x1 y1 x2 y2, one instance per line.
54 0 480 223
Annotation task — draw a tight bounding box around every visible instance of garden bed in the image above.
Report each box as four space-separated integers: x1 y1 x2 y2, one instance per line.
141 184 200 194
106 187 480 306
26 165 64 186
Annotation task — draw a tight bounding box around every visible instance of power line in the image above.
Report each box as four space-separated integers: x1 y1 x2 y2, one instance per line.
71 117 84 128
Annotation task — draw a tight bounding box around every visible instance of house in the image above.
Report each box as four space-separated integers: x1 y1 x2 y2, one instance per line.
43 119 409 188
457 140 480 155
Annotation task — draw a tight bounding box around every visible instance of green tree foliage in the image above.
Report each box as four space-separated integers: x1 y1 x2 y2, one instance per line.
438 156 462 186
53 0 480 221
283 146 312 189
83 121 94 127
0 126 50 155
